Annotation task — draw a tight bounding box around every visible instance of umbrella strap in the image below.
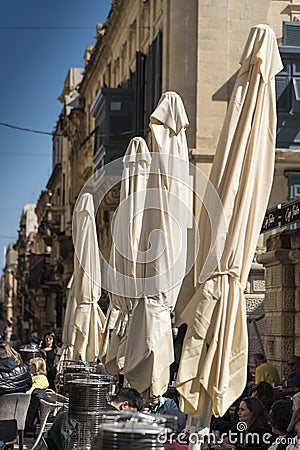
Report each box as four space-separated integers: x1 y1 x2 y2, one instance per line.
205 270 241 286
142 295 173 313
116 312 130 337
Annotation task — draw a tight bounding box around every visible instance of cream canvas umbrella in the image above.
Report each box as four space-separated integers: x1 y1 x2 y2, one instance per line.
71 192 105 361
56 274 76 370
124 91 190 396
176 24 283 428
101 137 151 374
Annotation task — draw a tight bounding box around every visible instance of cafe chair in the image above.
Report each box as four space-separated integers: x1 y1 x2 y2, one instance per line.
31 396 68 450
0 419 18 449
0 393 31 450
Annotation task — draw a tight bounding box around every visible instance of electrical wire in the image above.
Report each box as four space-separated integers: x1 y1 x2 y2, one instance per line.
0 121 58 136
0 120 138 142
0 26 95 30
0 25 150 30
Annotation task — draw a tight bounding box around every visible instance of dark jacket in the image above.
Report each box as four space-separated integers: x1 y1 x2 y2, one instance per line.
287 368 300 388
0 357 32 394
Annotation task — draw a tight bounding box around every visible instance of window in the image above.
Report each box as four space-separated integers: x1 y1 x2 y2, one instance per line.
146 30 162 121
285 171 300 200
276 39 300 148
276 56 300 113
90 87 135 164
283 171 300 229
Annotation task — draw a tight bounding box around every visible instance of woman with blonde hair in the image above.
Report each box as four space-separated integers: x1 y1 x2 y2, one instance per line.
25 357 50 433
1 340 23 364
26 357 49 394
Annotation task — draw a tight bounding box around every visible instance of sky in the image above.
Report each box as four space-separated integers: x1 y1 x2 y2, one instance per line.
0 0 112 270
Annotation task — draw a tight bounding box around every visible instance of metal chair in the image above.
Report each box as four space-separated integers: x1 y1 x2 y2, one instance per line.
0 419 18 449
31 393 68 450
0 393 31 450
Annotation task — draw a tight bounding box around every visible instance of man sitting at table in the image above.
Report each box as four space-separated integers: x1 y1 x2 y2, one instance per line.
254 352 280 386
46 387 144 450
287 355 300 388
105 386 144 411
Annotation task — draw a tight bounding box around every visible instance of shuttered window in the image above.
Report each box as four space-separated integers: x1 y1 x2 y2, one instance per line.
276 30 300 148
146 30 162 122
283 22 300 46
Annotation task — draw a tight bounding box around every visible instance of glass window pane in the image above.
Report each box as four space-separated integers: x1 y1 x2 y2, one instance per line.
294 62 300 74
280 61 289 75
276 75 291 111
292 77 300 101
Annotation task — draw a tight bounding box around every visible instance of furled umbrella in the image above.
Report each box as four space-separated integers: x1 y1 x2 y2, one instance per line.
101 137 151 375
71 192 105 361
176 24 283 428
56 274 75 370
123 91 190 396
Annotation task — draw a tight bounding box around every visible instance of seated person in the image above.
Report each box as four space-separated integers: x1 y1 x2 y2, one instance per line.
220 397 272 450
286 408 300 450
292 392 300 414
251 381 274 412
0 340 32 394
148 394 179 414
268 400 295 450
148 393 187 441
105 387 144 412
27 357 49 394
46 387 144 450
25 357 50 433
254 353 280 386
287 355 300 388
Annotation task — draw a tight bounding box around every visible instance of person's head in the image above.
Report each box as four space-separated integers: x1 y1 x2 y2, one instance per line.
253 353 266 367
269 400 293 435
109 388 144 412
292 392 300 413
0 340 22 364
30 330 40 344
29 357 47 376
41 331 56 348
288 355 300 373
251 381 273 411
287 408 300 438
150 395 161 405
238 397 269 431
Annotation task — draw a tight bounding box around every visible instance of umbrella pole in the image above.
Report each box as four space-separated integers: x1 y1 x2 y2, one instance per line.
186 415 210 450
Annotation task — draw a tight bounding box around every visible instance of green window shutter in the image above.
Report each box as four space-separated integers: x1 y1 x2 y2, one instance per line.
276 75 291 112
283 21 300 47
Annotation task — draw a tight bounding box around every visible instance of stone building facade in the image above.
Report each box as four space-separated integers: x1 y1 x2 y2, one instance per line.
258 229 300 378
9 1 300 375
2 243 18 342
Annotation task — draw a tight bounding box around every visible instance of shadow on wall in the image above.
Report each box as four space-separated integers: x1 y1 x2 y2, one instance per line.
212 71 238 102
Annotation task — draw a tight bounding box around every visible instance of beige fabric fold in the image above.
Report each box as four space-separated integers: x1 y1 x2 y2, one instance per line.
57 275 76 367
176 24 283 422
70 192 105 361
101 137 151 375
124 92 190 396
